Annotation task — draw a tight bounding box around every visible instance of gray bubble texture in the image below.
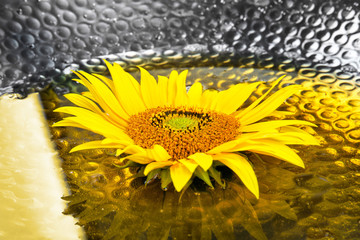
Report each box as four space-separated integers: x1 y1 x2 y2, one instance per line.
0 0 360 95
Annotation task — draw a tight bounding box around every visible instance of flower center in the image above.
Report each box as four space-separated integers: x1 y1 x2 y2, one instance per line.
164 117 198 130
126 106 240 160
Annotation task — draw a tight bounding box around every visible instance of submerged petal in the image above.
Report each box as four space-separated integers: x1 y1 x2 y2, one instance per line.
213 153 259 199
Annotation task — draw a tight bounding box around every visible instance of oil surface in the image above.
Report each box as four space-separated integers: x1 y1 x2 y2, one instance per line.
44 66 360 240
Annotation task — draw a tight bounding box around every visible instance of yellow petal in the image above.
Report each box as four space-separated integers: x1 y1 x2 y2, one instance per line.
69 140 126 153
200 89 219 110
124 152 155 164
167 70 178 106
144 161 173 175
239 85 301 125
64 93 98 112
188 152 213 171
241 120 317 132
278 126 319 145
170 162 193 192
174 70 189 107
267 110 294 117
252 131 318 146
206 139 241 155
158 75 169 105
213 153 259 199
233 141 305 168
236 75 285 119
52 118 91 131
81 91 96 101
122 144 146 155
179 159 198 173
207 133 259 154
54 107 130 139
64 93 123 128
215 82 261 114
139 67 161 108
101 138 133 145
73 71 129 124
123 145 172 165
187 82 203 107
92 73 115 92
104 61 146 115
147 145 172 162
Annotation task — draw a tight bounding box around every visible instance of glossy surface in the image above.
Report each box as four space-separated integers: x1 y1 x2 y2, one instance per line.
1 0 360 96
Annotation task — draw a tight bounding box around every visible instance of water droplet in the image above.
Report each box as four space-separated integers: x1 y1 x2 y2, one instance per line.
16 8 23 15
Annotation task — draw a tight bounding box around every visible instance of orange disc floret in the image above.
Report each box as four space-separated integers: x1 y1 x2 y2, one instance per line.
126 106 240 160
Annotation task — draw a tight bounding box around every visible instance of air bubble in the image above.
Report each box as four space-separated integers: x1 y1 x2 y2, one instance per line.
56 26 71 38
323 44 340 55
7 21 23 34
56 0 69 9
76 23 90 35
44 15 58 26
121 7 134 18
4 38 19 50
95 22 110 34
26 17 41 29
132 18 146 30
74 0 87 7
39 30 53 41
150 17 165 29
320 3 335 15
38 1 51 12
62 11 77 23
102 8 117 20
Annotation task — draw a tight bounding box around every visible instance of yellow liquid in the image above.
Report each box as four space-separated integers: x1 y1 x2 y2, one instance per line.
44 66 360 240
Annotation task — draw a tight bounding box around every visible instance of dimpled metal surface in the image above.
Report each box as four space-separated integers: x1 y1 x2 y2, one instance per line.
0 0 360 95
3 0 360 239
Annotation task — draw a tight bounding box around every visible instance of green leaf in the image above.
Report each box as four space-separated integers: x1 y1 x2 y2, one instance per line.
271 200 298 221
113 160 142 169
145 169 161 186
209 166 226 188
194 167 214 189
160 169 172 190
179 178 193 202
126 167 145 180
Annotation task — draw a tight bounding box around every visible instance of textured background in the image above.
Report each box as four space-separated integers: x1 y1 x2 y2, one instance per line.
3 1 360 239
1 0 360 95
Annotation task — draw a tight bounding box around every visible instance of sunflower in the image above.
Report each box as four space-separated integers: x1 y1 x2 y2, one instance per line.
53 61 319 198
